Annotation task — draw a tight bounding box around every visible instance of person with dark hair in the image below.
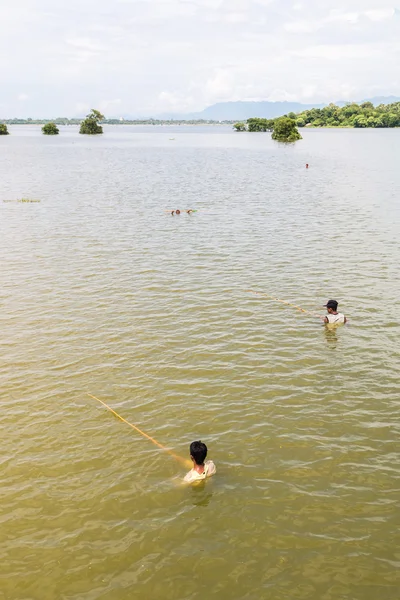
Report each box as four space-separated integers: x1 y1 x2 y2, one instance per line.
324 300 347 324
183 440 216 483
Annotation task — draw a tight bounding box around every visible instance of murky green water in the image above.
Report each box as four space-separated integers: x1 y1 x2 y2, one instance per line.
1 125 399 600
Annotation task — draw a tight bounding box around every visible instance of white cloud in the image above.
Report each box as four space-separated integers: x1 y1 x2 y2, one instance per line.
66 37 105 51
284 20 319 33
327 10 360 23
99 98 122 112
225 12 248 23
365 8 394 21
0 0 399 117
157 91 195 111
294 43 382 60
284 9 365 34
266 88 297 102
74 102 90 115
204 69 236 102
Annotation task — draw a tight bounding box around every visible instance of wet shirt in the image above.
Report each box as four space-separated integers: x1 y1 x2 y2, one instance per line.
183 460 216 483
326 312 346 324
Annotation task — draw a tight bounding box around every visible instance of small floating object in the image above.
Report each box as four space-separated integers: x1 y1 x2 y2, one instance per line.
169 138 175 140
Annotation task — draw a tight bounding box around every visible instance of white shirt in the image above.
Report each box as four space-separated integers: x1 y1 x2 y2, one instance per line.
183 460 216 483
326 312 345 324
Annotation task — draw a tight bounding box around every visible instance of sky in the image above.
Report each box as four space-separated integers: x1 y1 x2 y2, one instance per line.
1 0 399 117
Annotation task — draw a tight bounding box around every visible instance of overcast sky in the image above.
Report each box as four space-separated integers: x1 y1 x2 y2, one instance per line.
1 0 399 117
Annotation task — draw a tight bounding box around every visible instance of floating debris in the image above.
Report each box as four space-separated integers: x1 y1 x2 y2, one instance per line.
3 198 41 203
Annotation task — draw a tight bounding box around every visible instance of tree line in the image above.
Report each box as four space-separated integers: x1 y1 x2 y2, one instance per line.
0 113 233 133
3 101 400 137
234 101 400 131
295 101 400 128
1 108 302 142
0 109 105 136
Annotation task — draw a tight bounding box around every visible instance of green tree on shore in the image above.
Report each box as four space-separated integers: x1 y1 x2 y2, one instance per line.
42 122 59 135
272 117 302 142
247 117 274 132
79 109 105 134
294 101 400 128
0 123 9 135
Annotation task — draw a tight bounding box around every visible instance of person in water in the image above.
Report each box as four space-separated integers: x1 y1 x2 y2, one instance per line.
183 440 216 483
324 300 347 324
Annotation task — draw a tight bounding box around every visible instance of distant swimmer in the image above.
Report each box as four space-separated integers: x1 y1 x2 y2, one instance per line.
166 209 197 215
324 300 346 324
183 440 216 484
306 163 309 168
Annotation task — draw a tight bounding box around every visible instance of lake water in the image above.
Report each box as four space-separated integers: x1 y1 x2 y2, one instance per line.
1 125 399 600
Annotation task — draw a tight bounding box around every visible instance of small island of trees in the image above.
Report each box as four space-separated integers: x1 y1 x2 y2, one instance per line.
42 122 59 135
234 117 302 142
79 109 105 134
0 123 9 135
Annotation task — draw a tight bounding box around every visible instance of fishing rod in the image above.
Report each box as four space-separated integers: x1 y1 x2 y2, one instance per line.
87 393 190 468
247 290 323 319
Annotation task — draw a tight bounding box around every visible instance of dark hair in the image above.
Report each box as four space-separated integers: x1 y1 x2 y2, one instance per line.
190 440 207 465
326 300 338 311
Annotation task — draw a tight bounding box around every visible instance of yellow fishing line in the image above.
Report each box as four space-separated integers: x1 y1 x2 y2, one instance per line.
87 393 191 468
247 290 323 318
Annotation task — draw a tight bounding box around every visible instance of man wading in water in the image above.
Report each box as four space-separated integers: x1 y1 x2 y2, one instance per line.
324 300 347 324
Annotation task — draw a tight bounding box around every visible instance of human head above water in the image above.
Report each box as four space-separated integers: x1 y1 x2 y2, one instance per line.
190 440 208 465
325 299 338 312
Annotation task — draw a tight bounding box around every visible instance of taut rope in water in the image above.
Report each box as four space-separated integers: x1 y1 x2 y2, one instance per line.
247 290 323 319
87 393 190 467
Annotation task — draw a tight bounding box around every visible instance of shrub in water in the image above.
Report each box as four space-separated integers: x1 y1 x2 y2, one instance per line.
42 122 59 135
272 117 302 142
79 109 105 135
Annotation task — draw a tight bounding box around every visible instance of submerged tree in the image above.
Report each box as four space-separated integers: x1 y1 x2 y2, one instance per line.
0 123 9 135
42 122 59 135
233 122 246 131
79 109 105 135
272 117 302 142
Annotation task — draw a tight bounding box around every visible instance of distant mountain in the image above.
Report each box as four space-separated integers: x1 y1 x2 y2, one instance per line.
186 101 325 121
363 95 400 105
150 96 400 122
